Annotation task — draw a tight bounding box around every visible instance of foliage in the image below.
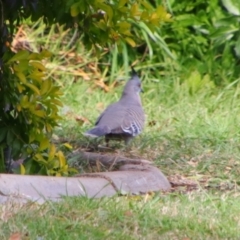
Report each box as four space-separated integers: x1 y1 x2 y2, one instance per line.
1 0 170 54
159 0 240 83
0 0 170 174
0 49 74 175
101 0 240 85
70 0 171 49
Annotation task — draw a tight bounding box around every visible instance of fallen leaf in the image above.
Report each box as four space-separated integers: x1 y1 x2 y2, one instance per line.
124 210 133 217
63 143 73 150
94 80 110 92
148 120 156 126
96 102 105 111
143 192 154 203
8 232 22 240
75 115 90 125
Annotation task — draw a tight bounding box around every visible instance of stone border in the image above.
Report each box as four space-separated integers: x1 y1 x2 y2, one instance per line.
0 164 171 204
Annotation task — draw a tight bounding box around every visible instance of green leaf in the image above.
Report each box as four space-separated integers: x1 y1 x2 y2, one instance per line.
29 131 36 143
0 128 7 142
7 130 14 145
118 0 128 8
40 79 52 95
140 0 153 10
63 143 73 150
131 3 140 17
20 164 26 175
117 22 131 31
12 138 22 158
30 61 46 71
32 110 46 118
234 36 240 57
45 123 52 133
175 14 199 27
28 71 46 81
51 99 63 107
18 59 29 71
156 5 171 21
20 95 29 108
97 3 113 20
125 37 136 47
40 49 52 58
39 137 49 151
28 53 43 60
48 144 56 161
7 50 30 63
56 151 66 168
221 0 240 16
23 158 41 175
70 3 80 17
16 71 27 84
34 153 48 164
25 83 40 95
96 20 107 31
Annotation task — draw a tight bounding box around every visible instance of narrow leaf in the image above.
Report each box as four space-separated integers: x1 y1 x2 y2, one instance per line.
7 50 30 63
125 37 136 47
57 151 66 168
39 137 49 151
30 61 46 71
48 144 56 161
25 83 40 95
20 164 26 175
40 79 52 95
16 72 27 83
70 3 80 17
221 0 240 16
63 143 73 149
118 0 127 8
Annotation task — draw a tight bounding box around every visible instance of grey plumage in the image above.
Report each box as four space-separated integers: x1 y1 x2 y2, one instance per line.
84 68 145 145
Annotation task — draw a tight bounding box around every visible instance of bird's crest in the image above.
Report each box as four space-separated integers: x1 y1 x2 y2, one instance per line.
131 66 138 77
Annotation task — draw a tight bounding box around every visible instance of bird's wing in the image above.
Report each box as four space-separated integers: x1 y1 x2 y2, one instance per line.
120 107 145 136
95 102 144 136
95 103 116 125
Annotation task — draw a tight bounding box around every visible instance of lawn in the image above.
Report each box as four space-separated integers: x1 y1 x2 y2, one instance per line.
2 67 240 239
1 22 240 239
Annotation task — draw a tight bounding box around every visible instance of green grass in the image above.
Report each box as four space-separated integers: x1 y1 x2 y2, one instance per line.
2 22 240 239
58 72 240 187
2 68 240 239
1 192 240 239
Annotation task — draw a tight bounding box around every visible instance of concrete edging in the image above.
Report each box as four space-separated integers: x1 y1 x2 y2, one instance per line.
0 164 171 203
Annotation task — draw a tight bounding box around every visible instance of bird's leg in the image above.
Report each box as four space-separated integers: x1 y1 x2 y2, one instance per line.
123 137 133 151
105 137 110 147
124 136 132 146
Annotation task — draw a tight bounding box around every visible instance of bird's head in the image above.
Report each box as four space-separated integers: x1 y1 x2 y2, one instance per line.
122 67 143 96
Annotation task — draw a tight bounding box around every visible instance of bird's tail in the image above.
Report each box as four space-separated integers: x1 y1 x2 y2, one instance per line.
84 126 109 138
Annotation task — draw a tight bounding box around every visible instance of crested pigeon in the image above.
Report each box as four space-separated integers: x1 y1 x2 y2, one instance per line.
84 68 145 146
